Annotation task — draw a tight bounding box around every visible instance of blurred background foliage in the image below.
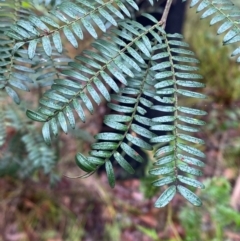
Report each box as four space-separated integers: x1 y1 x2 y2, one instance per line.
1 0 240 241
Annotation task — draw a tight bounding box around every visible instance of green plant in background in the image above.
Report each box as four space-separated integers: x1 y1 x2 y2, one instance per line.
184 8 240 105
0 93 58 181
180 177 240 241
1 0 240 209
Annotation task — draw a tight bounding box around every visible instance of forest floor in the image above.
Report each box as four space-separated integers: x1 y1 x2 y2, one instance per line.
1 102 240 241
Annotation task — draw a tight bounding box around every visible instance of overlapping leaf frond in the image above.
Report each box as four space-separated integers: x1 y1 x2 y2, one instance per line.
26 19 164 144
190 0 240 62
0 102 57 178
1 0 210 208
0 0 36 103
21 130 57 177
71 15 165 187
6 0 140 58
33 47 72 87
75 63 158 187
149 33 206 207
25 12 208 207
0 130 57 178
0 1 70 104
0 0 32 30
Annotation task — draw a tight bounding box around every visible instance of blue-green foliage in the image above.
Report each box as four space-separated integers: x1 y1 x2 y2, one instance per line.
1 0 240 207
189 0 240 62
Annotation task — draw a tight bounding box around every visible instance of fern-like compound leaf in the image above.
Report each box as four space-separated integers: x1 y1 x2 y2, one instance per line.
190 0 240 63
0 1 36 103
6 0 143 58
27 19 163 143
149 33 206 207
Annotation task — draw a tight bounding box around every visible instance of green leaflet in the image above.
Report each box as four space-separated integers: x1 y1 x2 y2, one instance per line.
76 153 96 173
92 142 118 150
42 36 52 56
177 185 202 206
94 78 111 101
126 134 153 150
27 110 47 122
120 143 143 163
64 106 75 129
151 124 175 131
178 133 205 145
178 116 206 125
105 161 115 188
104 114 131 123
9 80 29 92
108 103 134 113
63 26 78 48
5 87 20 104
90 150 112 158
176 80 205 88
177 89 206 99
95 133 124 141
154 186 176 208
151 62 171 71
28 40 38 59
101 71 119 93
178 164 203 176
72 99 86 122
152 105 176 112
152 176 176 187
178 106 207 115
176 124 199 133
88 157 105 166
152 116 175 123
42 122 51 145
99 8 117 26
58 112 68 134
151 135 175 143
177 143 205 158
72 22 84 40
154 155 175 166
154 145 174 158
177 175 205 189
104 120 128 131
80 93 94 114
131 124 156 139
50 118 58 137
82 18 98 38
149 166 175 175
87 85 101 105
114 152 135 174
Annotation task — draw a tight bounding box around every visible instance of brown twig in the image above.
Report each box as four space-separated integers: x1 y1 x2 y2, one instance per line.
159 0 173 29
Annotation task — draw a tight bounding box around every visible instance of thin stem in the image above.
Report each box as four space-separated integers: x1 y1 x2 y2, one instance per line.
164 36 179 185
166 204 183 241
159 0 173 29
